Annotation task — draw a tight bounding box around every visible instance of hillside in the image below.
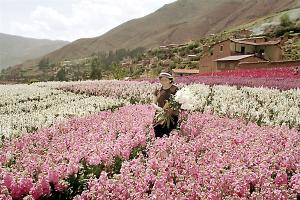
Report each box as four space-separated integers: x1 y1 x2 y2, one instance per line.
39 0 299 63
0 33 69 69
1 0 300 82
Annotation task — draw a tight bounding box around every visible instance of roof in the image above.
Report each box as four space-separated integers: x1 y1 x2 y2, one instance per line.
215 55 254 61
231 39 281 46
172 69 200 74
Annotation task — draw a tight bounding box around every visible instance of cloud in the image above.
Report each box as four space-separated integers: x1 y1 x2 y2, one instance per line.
5 0 176 41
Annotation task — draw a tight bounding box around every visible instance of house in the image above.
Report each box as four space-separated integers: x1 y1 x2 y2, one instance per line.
199 37 283 72
215 55 265 71
230 38 283 61
172 69 200 76
199 39 232 71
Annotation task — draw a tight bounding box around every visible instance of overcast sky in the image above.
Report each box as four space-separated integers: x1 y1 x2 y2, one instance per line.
0 0 177 42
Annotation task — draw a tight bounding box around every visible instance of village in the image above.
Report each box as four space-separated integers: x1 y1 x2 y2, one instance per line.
118 29 300 78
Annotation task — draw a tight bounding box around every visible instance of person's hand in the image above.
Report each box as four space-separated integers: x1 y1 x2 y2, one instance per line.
164 108 173 115
151 103 163 111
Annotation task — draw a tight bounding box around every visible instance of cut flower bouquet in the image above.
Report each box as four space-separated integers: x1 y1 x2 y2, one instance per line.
153 87 198 128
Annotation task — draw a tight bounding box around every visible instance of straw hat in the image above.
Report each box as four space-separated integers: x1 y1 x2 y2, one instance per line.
159 72 173 79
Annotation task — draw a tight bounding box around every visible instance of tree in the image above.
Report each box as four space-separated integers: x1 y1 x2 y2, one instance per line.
90 58 102 80
115 48 128 61
105 50 115 66
110 64 126 80
38 57 50 69
56 68 66 81
280 13 293 27
129 47 145 58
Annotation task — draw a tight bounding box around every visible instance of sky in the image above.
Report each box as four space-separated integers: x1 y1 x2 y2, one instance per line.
0 0 177 42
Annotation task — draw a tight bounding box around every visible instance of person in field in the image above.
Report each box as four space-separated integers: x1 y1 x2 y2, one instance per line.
152 71 179 138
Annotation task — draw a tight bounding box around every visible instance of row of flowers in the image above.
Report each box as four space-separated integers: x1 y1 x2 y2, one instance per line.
39 80 300 130
0 85 127 139
199 66 300 79
0 84 62 107
142 75 300 90
171 76 300 90
34 80 160 104
1 105 299 199
175 84 300 130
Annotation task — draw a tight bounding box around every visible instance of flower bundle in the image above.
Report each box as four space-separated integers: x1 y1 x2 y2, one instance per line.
153 94 180 128
153 86 201 128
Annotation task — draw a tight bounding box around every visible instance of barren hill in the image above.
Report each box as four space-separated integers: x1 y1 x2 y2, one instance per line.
42 0 299 63
0 33 69 69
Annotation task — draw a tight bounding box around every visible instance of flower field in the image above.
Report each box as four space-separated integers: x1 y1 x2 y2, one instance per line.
0 78 299 199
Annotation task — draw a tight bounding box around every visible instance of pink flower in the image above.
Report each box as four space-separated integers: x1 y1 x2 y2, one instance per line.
40 177 50 196
55 180 69 192
275 172 288 186
48 170 60 184
289 174 300 191
19 177 33 195
30 185 43 200
3 173 14 190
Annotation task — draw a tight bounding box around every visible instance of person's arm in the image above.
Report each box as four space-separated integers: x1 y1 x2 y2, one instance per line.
170 85 179 95
153 90 158 104
152 89 162 111
153 89 158 104
164 85 179 115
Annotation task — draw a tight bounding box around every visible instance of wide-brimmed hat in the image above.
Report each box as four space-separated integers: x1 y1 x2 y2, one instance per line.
159 72 173 79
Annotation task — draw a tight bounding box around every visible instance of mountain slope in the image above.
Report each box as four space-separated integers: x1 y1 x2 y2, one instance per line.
43 0 299 63
0 33 69 69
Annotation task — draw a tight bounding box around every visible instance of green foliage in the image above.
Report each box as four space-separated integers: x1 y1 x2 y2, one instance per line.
129 47 145 59
179 51 186 57
169 62 177 69
41 160 104 200
172 48 178 53
38 57 50 69
192 47 202 54
273 25 300 37
110 157 123 176
90 57 102 80
130 66 145 78
157 54 166 60
56 68 66 81
110 64 126 80
188 43 198 50
177 65 186 69
295 38 300 46
115 48 128 60
149 66 163 77
5 155 16 168
280 13 293 27
129 146 146 159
